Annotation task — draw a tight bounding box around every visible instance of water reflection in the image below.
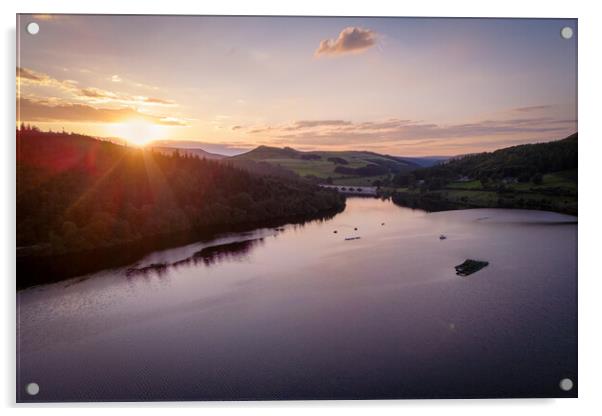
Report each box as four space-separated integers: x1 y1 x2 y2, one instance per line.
126 238 265 278
17 206 342 289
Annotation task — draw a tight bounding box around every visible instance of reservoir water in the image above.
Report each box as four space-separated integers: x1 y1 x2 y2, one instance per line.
17 197 577 401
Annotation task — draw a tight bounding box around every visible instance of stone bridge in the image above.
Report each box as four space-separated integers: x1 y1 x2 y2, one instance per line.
319 184 378 196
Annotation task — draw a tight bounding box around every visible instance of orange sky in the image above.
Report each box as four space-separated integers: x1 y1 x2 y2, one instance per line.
17 15 577 156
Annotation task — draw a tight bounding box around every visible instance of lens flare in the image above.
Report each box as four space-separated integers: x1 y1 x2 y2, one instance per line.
108 119 164 146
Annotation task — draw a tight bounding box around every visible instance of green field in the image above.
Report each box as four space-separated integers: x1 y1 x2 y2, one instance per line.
446 170 577 194
506 170 577 193
262 158 342 178
388 168 577 215
233 146 418 184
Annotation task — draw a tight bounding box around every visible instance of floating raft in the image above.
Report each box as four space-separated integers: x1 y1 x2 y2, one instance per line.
455 259 489 276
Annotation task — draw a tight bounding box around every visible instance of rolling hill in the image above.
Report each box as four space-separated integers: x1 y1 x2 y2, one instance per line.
232 145 424 185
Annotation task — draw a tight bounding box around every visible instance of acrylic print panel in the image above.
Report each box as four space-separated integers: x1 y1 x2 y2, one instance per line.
16 14 577 402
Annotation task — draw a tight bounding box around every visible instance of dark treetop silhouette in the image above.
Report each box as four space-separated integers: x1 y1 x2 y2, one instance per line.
17 127 344 258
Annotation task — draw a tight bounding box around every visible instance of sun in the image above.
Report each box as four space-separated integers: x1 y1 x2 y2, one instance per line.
108 119 164 146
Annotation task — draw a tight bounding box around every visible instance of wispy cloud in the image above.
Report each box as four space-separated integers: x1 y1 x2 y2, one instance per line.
315 27 378 57
18 97 187 126
17 67 78 91
287 120 352 129
17 67 44 81
512 105 554 113
243 116 576 154
17 67 176 108
17 66 186 127
79 87 118 99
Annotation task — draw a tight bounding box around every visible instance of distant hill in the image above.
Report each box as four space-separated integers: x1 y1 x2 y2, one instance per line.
151 145 301 179
235 145 301 160
233 145 421 185
151 146 225 160
150 139 248 157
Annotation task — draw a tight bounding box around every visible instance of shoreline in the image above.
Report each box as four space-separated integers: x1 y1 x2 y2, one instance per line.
388 190 578 216
16 206 344 290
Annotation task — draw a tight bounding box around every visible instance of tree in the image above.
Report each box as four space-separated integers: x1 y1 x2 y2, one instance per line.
17 128 345 254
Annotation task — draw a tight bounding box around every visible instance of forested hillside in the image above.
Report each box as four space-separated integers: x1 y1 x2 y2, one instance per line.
17 127 344 255
388 133 578 215
406 133 577 184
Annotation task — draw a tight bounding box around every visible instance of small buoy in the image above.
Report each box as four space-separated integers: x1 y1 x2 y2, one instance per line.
354 227 358 231
333 230 338 233
381 222 385 226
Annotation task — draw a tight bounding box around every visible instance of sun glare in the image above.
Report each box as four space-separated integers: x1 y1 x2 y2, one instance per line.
108 119 164 146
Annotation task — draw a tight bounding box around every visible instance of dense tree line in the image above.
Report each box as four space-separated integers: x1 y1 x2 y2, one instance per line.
17 127 344 255
392 133 577 190
334 164 390 176
225 158 301 179
300 154 322 160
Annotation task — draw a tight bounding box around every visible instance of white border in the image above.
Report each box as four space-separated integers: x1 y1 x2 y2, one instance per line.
2 1 601 414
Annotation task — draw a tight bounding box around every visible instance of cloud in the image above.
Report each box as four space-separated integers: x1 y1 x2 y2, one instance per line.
512 105 554 113
18 97 187 126
75 87 175 107
248 126 274 134
249 120 353 134
17 67 43 81
18 67 179 111
315 27 378 57
111 75 122 83
290 120 352 129
79 87 118 99
243 116 577 153
141 97 176 105
155 117 188 126
17 67 78 91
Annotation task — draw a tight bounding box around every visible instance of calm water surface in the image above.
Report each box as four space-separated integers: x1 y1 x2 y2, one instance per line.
17 197 577 401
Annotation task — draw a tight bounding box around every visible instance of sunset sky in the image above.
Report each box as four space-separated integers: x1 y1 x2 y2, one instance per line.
17 15 577 156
